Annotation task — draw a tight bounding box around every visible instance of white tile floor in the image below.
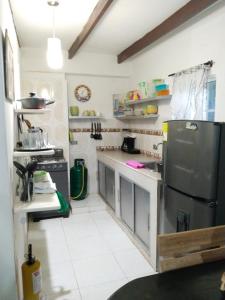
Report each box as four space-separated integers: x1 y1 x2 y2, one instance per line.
28 194 156 300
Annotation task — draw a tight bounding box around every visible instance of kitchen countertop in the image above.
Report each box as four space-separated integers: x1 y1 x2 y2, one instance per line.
97 150 161 181
14 193 60 213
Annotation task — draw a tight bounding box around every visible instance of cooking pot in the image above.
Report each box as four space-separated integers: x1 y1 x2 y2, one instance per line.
18 93 55 109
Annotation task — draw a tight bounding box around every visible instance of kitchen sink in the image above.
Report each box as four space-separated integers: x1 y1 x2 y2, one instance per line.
142 161 163 173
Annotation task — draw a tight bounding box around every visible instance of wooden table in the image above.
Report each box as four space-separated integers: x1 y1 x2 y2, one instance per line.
109 260 225 300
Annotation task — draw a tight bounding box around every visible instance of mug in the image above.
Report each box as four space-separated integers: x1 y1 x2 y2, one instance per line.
70 106 79 116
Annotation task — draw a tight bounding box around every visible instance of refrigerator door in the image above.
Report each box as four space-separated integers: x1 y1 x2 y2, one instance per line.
165 120 220 200
162 186 216 233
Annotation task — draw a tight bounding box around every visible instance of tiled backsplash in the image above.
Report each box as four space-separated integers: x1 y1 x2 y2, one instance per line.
70 127 163 136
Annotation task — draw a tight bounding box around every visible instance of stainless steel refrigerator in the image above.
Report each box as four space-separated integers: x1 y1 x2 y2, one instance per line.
161 120 225 233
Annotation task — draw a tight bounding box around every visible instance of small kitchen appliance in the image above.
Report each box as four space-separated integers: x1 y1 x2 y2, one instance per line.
121 136 140 154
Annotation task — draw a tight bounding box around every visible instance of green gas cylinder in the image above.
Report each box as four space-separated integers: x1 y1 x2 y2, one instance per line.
70 159 88 200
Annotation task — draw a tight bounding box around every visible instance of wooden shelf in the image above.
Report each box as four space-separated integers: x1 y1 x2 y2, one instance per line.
15 108 51 115
69 116 104 120
126 95 172 106
14 193 60 213
13 149 54 157
115 114 159 120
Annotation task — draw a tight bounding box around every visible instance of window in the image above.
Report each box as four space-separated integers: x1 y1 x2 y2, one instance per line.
206 79 216 121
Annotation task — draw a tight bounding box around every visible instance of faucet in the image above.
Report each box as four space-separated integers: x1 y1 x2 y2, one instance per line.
153 142 163 150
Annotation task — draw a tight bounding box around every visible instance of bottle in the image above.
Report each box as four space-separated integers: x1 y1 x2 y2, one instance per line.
22 244 42 300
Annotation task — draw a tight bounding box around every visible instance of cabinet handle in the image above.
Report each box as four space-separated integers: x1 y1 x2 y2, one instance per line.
148 214 150 231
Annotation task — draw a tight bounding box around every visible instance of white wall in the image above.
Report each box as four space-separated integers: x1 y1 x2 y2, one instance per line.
20 48 131 194
124 2 225 156
21 48 132 77
129 2 225 122
0 0 21 299
67 73 130 193
20 72 69 162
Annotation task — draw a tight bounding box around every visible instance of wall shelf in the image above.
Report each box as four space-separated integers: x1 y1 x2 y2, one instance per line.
115 114 159 120
126 95 172 106
15 108 51 114
69 116 104 120
13 149 54 157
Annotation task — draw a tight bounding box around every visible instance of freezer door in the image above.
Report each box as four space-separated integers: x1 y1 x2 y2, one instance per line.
165 120 220 200
162 186 216 233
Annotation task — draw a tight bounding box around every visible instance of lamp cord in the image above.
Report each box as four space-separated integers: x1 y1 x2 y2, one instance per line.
52 5 55 38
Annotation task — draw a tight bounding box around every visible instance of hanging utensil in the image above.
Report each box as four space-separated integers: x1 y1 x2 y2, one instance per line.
99 122 102 140
90 122 94 139
94 122 97 139
17 115 23 134
21 114 32 129
13 161 27 175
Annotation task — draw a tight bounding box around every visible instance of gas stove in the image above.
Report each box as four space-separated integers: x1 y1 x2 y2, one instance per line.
30 148 70 221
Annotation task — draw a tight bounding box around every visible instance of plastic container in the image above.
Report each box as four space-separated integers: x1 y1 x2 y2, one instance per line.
152 79 165 85
155 84 169 91
156 90 170 96
21 132 48 149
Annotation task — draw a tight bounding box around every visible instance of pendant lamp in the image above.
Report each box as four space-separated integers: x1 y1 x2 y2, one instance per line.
46 1 63 69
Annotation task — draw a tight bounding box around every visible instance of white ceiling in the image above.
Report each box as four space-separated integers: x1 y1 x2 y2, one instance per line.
10 0 190 55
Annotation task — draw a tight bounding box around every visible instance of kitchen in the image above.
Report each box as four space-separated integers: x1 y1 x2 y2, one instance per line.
1 0 225 300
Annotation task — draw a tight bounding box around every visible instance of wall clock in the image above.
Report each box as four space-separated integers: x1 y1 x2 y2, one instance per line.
74 84 91 102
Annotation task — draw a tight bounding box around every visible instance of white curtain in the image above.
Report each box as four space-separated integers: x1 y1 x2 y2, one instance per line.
170 66 210 120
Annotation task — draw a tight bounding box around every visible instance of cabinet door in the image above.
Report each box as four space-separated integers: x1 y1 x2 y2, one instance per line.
105 167 115 211
134 185 150 248
120 176 134 231
98 161 106 199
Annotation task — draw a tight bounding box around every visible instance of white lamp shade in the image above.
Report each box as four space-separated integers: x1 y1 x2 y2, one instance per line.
46 37 63 70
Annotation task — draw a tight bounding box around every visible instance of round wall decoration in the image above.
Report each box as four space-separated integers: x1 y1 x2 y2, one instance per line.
74 84 91 102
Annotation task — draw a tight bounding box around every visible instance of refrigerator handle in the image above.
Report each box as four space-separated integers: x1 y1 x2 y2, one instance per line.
176 210 190 232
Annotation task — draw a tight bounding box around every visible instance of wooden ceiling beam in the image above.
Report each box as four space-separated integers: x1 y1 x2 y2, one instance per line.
68 0 114 59
117 0 220 64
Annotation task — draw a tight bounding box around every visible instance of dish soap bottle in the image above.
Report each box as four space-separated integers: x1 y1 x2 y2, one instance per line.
22 244 42 300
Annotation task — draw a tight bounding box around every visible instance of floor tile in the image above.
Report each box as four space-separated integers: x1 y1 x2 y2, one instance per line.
28 193 155 299
113 248 155 278
68 235 110 260
62 213 93 225
33 239 70 266
80 279 128 300
29 218 62 232
102 231 136 252
91 211 123 235
63 220 100 242
45 289 81 300
70 198 89 208
72 254 126 288
41 261 78 295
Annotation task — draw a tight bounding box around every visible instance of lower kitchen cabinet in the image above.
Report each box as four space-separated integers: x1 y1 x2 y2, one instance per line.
105 166 115 211
134 184 150 248
98 161 106 199
98 161 115 211
120 176 134 231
